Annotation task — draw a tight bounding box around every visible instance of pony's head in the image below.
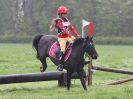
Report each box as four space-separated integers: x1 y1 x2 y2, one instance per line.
72 36 98 59
84 36 98 59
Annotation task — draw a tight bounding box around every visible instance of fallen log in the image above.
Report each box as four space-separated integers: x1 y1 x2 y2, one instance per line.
107 77 133 85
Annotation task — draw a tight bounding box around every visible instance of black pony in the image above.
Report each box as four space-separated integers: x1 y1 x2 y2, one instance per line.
33 35 98 90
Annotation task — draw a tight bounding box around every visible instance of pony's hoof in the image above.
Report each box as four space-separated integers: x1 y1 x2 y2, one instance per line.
84 88 87 91
40 66 44 72
67 87 70 91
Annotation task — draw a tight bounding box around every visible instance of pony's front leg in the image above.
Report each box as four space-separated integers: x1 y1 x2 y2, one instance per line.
67 70 72 90
78 69 87 90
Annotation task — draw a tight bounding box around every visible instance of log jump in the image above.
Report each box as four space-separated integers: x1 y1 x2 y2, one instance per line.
0 71 85 86
1 65 133 86
0 71 63 84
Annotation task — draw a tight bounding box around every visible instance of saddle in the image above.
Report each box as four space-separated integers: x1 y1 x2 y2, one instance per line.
49 42 72 62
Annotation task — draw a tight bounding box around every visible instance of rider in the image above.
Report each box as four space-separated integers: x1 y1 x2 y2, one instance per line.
50 6 79 71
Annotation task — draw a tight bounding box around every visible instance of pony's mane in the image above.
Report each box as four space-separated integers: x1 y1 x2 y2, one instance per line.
72 38 85 48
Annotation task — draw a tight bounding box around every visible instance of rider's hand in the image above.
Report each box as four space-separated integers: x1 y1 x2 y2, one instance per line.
77 35 81 38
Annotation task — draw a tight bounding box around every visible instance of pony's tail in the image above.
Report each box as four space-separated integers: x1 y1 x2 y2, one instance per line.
32 34 43 59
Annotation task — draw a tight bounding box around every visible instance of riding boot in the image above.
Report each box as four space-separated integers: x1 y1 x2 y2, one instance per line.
57 52 64 71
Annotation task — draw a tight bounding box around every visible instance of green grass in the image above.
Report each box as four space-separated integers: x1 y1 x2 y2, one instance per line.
0 43 133 99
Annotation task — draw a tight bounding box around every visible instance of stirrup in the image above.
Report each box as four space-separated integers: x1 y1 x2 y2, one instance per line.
57 64 63 71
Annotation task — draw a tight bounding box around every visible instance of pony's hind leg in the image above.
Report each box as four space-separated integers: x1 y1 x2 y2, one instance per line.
39 57 47 72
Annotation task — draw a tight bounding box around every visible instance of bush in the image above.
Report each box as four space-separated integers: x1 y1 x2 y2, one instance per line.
95 36 133 45
0 35 33 43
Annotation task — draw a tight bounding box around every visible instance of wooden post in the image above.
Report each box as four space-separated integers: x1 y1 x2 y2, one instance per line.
88 56 93 86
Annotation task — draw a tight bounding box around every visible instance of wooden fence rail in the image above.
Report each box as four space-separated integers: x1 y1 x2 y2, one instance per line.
92 66 133 75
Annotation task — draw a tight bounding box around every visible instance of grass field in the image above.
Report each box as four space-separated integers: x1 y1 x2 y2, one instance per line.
0 43 133 99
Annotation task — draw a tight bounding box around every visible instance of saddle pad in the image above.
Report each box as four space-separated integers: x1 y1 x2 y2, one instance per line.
49 42 72 62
